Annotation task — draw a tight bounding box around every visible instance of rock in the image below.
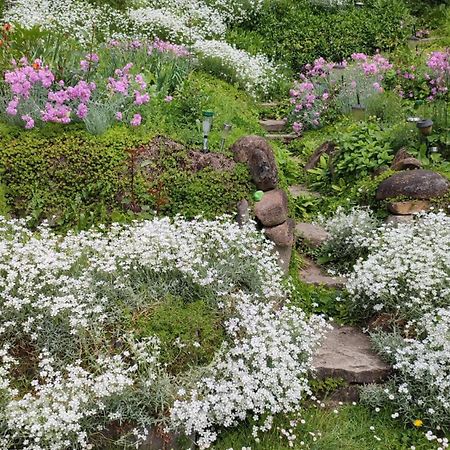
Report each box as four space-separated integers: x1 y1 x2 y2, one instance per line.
231 135 278 191
295 223 329 248
313 325 391 384
305 141 336 170
390 148 421 171
376 169 450 200
275 244 293 275
288 184 321 199
248 148 278 191
265 219 295 247
387 200 430 215
265 133 297 143
236 199 250 226
254 189 288 227
372 165 389 177
299 257 346 289
259 119 287 133
385 215 414 226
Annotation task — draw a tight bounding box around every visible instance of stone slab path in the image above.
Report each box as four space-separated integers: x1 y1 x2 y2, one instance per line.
299 257 346 289
313 325 391 384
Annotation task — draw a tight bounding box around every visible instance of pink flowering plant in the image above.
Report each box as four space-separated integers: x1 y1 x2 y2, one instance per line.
0 38 191 134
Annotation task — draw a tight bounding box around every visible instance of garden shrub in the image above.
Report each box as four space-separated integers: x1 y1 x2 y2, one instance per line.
231 0 412 71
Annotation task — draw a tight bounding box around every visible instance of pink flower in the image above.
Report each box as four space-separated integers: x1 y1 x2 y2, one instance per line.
130 113 142 127
292 121 303 134
21 114 35 129
115 111 123 121
76 103 88 119
6 97 19 116
134 91 150 105
164 95 173 102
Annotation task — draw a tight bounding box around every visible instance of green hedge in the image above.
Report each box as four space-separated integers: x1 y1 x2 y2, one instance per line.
230 0 412 71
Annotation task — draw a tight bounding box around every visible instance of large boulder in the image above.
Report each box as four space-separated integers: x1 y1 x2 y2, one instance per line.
376 169 449 200
388 200 430 215
231 135 278 191
254 189 288 227
295 222 329 248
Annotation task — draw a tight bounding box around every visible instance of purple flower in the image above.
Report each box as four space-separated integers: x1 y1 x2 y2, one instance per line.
134 91 150 105
164 95 173 102
115 111 123 121
130 113 142 127
21 114 35 129
76 103 88 119
6 97 19 116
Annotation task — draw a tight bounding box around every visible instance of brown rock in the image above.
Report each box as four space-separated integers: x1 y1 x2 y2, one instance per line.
390 148 422 172
387 200 430 215
275 244 293 275
305 141 336 170
254 189 288 227
312 325 391 384
236 199 250 226
295 222 329 248
299 257 346 289
376 169 450 200
259 119 287 132
264 219 295 247
385 215 414 226
231 135 278 191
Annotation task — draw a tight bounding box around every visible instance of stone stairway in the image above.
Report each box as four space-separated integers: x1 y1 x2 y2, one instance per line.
259 118 297 142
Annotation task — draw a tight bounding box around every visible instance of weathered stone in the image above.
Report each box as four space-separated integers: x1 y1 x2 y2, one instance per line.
390 148 421 171
387 200 430 215
385 215 414 226
299 257 345 289
259 119 287 133
248 148 278 191
265 133 297 143
288 184 321 199
376 169 450 200
305 141 336 170
236 199 250 226
275 244 292 275
313 325 391 384
254 189 288 227
372 165 389 177
295 222 329 248
231 135 278 191
264 219 295 247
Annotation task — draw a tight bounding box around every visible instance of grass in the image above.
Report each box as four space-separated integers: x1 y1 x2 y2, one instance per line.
213 404 443 450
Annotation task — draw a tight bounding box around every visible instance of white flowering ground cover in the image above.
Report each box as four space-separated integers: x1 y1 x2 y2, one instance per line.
0 215 327 449
3 0 281 97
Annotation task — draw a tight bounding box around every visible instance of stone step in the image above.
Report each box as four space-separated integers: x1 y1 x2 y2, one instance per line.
259 119 287 132
295 222 329 248
265 133 297 142
313 325 391 384
299 257 345 289
288 184 321 199
259 101 281 109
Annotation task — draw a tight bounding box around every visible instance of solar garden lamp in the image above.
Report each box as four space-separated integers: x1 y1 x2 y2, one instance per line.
202 111 214 153
220 123 232 151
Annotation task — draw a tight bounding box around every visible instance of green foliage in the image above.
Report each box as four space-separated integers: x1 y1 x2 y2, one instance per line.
156 164 253 219
309 377 346 397
232 0 412 71
332 121 393 181
131 295 226 374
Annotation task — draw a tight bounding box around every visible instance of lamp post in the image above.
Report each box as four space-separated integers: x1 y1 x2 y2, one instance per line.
202 111 214 153
220 123 232 151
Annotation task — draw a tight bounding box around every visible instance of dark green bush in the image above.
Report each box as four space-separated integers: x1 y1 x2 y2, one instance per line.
230 0 412 71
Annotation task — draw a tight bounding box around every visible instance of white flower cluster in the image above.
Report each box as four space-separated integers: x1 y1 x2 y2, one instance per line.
193 39 281 97
3 353 135 450
3 0 124 43
171 293 327 449
0 215 325 448
317 206 379 261
346 212 450 320
3 0 279 98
